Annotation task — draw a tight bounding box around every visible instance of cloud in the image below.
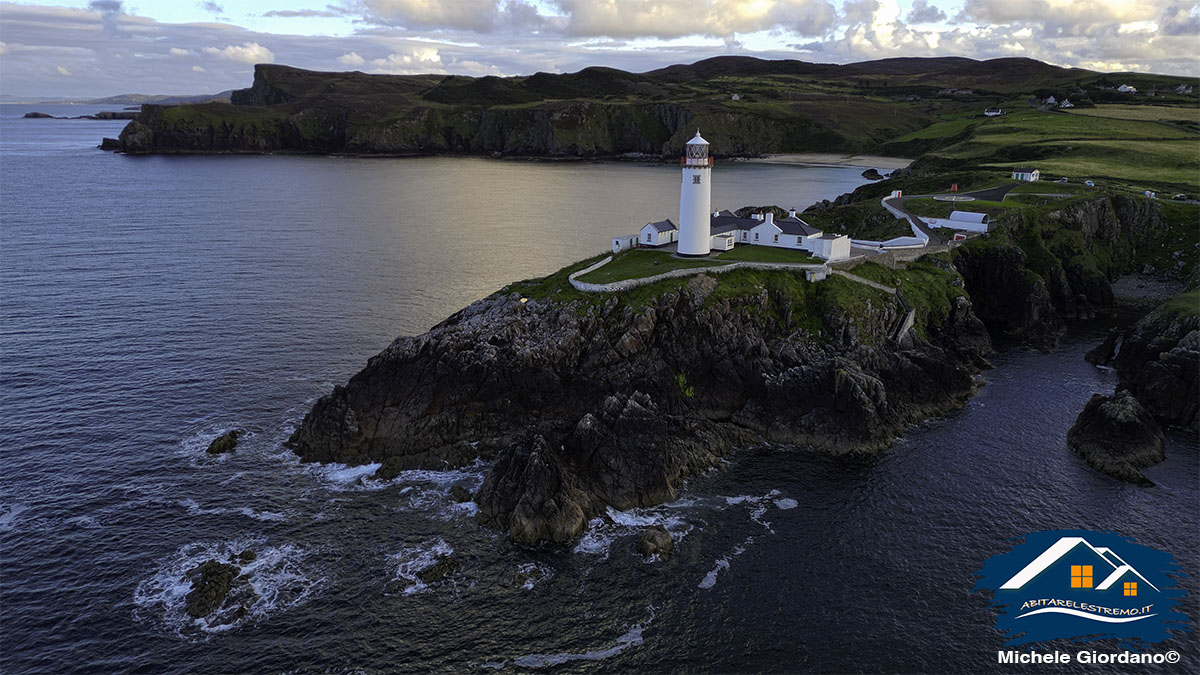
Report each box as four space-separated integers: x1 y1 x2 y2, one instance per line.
336 51 366 65
1158 2 1200 36
203 41 275 64
169 47 192 56
552 0 838 38
199 1 223 13
56 65 71 75
906 0 947 24
86 0 124 37
0 41 8 55
262 8 345 18
369 46 444 73
192 65 206 72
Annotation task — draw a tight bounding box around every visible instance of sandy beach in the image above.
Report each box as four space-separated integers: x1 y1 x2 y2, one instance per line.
748 153 913 170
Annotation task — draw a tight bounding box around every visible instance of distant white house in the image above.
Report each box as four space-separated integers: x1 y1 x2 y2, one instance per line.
984 108 1003 116
639 219 677 247
921 210 991 233
730 93 741 101
1117 84 1138 94
1085 180 1096 187
1044 95 1058 106
1012 168 1041 182
1174 84 1193 94
1060 99 1075 108
1144 190 1157 199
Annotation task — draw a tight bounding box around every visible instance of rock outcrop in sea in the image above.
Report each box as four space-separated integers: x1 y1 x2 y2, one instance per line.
288 262 992 545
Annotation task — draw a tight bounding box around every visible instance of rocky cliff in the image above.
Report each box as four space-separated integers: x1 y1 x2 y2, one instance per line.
110 62 938 157
287 265 991 545
952 195 1174 350
1068 291 1198 484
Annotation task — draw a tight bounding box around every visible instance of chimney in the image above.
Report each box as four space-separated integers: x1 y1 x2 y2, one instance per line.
765 212 774 225
788 208 797 218
713 210 720 217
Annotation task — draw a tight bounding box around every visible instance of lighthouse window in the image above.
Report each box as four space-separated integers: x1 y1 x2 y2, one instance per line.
692 175 701 184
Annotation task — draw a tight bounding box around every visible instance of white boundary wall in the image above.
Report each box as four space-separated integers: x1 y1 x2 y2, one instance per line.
568 257 829 293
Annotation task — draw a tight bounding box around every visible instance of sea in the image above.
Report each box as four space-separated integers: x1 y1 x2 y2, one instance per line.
1 104 1196 674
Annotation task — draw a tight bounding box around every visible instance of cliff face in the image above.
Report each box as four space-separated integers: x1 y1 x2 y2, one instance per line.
112 63 934 157
952 195 1172 350
287 268 991 545
1113 293 1199 430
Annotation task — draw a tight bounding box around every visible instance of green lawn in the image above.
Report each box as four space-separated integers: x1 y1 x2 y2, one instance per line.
713 246 821 264
1066 105 1200 124
904 197 1017 219
920 108 1199 193
893 117 977 141
575 249 727 284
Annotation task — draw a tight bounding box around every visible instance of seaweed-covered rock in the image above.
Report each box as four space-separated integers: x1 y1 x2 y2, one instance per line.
1084 328 1121 366
449 485 473 503
184 560 258 625
416 556 461 584
636 525 674 557
861 168 884 180
1067 391 1164 486
206 430 240 455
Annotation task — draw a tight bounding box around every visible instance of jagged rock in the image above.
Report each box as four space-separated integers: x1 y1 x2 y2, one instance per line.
1084 328 1121 366
99 137 121 151
1114 298 1199 430
416 556 461 584
235 550 256 564
289 261 991 546
23 112 53 118
206 430 240 455
636 525 673 557
861 168 884 180
184 560 258 624
449 485 473 503
1067 391 1164 486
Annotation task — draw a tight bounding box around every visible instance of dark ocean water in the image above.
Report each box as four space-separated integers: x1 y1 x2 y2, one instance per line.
0 104 1196 674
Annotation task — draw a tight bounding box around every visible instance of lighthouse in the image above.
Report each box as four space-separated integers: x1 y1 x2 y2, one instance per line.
677 130 712 256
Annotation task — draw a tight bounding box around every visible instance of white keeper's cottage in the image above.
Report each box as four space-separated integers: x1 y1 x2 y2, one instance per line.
1012 167 1041 182
613 130 852 261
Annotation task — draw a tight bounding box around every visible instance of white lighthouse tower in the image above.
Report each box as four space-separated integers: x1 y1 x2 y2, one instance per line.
677 130 712 256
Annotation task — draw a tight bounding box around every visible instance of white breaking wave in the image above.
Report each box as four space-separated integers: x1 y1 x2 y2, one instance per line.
388 538 455 595
133 538 323 636
178 498 289 522
573 504 696 559
1016 607 1156 623
515 562 555 591
499 607 656 669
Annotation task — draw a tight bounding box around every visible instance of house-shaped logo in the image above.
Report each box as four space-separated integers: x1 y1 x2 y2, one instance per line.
974 530 1188 647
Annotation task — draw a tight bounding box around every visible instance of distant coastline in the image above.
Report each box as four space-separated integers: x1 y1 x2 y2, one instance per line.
748 154 912 169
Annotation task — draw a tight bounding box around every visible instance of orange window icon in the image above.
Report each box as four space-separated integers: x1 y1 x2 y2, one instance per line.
1124 582 1138 596
1071 565 1094 588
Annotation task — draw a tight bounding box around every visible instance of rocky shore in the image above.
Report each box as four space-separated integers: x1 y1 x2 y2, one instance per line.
1068 289 1198 484
288 263 992 545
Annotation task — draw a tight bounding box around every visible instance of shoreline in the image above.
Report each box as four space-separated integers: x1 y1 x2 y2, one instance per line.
747 153 913 170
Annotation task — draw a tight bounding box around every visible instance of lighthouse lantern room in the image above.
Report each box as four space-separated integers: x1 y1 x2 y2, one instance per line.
677 130 712 256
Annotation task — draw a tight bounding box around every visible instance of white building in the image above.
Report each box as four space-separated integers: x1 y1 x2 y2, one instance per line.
921 210 990 233
984 108 1003 116
678 131 712 256
1059 99 1075 108
1012 168 1040 182
1117 84 1137 94
639 219 677 247
1044 95 1058 106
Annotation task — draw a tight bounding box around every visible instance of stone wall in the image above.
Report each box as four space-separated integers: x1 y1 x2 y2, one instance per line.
568 257 829 293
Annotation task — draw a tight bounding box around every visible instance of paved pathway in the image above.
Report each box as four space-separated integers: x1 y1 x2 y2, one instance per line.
882 182 1020 246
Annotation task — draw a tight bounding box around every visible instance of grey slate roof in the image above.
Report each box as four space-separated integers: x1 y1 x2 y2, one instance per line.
645 219 676 232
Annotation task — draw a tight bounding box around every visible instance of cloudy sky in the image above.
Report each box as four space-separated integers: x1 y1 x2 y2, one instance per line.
0 0 1196 98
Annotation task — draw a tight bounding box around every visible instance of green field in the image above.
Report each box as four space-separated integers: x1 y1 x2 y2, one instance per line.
1066 105 1199 124
903 198 1017 219
712 246 821 264
920 108 1199 193
575 249 727 284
